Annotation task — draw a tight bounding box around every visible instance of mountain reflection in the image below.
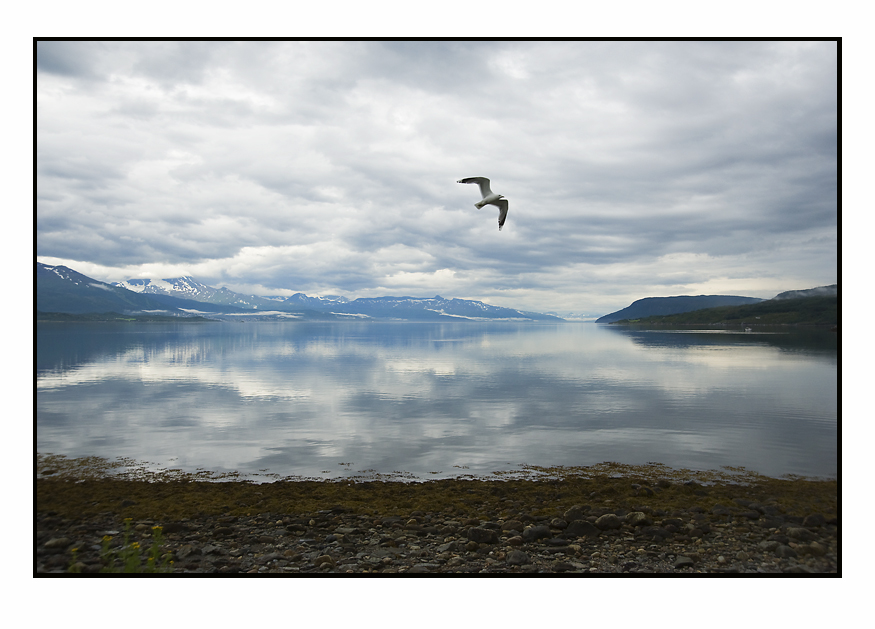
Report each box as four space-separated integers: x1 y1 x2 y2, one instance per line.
37 322 837 479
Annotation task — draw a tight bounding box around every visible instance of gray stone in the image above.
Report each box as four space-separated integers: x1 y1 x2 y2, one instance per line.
786 527 815 541
802 514 827 528
549 518 568 529
783 564 814 573
406 564 433 573
769 533 790 545
501 520 524 532
467 527 498 544
565 520 600 538
177 544 201 559
640 526 671 540
161 522 186 534
673 556 695 569
44 537 71 550
594 514 622 530
625 512 653 527
506 550 529 565
758 540 780 552
806 541 827 556
521 525 551 542
564 505 588 522
775 545 797 558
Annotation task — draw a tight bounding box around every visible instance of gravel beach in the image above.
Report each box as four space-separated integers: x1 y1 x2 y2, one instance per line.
36 459 838 575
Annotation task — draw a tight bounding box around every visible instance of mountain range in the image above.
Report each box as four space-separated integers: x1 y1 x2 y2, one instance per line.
36 261 838 324
596 284 838 325
595 295 765 324
36 263 562 321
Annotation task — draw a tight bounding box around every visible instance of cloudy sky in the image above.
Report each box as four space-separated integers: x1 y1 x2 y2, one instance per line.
36 40 837 316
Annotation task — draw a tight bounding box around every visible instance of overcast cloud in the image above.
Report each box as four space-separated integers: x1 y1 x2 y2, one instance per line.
36 40 837 315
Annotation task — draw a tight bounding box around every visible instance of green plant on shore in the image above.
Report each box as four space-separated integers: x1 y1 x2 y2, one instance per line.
98 520 173 573
68 547 81 573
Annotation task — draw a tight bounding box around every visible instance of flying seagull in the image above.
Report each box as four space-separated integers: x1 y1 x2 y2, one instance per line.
457 177 508 231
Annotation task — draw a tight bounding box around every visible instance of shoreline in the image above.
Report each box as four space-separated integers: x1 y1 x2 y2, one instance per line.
37 456 838 574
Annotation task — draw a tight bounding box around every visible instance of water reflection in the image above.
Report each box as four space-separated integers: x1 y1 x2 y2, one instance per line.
36 322 838 479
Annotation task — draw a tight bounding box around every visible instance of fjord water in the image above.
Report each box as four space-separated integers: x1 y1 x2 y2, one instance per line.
36 322 837 480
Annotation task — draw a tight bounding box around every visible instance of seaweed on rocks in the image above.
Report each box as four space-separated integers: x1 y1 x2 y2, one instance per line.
36 454 838 574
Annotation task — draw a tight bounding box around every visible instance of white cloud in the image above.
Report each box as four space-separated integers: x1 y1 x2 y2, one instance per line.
36 41 837 315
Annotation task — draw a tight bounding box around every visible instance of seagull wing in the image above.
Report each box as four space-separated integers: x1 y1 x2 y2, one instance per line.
496 199 508 231
457 177 493 199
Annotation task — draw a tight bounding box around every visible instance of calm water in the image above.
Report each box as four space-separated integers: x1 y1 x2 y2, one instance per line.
36 321 838 480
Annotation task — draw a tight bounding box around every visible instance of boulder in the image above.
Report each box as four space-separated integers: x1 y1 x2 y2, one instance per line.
563 505 589 522
625 512 653 527
521 525 551 542
467 527 498 544
506 550 529 565
594 514 622 530
565 520 600 538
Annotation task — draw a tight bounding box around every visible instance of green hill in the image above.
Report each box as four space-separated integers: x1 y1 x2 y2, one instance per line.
612 295 838 326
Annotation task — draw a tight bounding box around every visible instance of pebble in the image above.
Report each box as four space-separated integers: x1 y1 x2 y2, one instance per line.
36 501 838 575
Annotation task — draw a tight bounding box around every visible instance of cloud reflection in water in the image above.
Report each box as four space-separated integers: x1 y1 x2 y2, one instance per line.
36 322 837 479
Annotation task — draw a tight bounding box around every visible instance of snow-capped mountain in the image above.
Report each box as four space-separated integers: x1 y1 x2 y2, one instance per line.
113 276 564 320
36 262 193 315
319 295 562 321
281 293 350 309
43 265 564 321
114 277 281 310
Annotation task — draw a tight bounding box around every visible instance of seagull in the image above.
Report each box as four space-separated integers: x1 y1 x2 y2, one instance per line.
457 177 508 231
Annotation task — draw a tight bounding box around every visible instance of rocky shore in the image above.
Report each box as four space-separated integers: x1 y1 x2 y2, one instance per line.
36 461 838 575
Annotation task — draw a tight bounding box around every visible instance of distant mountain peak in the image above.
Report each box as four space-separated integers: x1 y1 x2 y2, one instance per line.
596 294 764 324
39 263 562 321
771 284 838 300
